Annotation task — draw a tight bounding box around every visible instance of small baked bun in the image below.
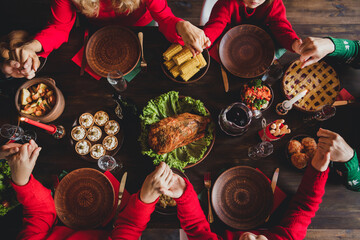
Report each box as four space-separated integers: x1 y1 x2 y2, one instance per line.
75 140 91 155
291 152 309 169
87 126 102 142
302 137 317 152
90 144 105 159
94 111 109 126
305 149 316 159
104 120 120 136
288 140 303 155
102 135 118 151
71 126 87 141
79 113 94 128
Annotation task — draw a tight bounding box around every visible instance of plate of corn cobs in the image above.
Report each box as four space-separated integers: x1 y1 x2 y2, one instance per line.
161 44 210 84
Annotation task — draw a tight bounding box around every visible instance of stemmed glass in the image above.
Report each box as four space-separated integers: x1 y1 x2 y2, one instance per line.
0 124 37 143
98 155 123 171
107 70 127 93
248 118 273 159
304 104 336 122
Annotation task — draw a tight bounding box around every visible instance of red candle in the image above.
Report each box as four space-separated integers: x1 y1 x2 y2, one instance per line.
20 117 57 134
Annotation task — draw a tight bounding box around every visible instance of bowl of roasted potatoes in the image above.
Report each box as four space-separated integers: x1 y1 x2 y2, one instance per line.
161 44 210 84
15 77 65 123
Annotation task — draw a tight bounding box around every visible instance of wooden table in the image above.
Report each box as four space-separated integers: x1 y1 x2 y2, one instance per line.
1 27 360 238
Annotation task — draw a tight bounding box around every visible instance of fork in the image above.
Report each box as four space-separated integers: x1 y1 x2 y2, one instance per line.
138 32 147 71
204 172 214 223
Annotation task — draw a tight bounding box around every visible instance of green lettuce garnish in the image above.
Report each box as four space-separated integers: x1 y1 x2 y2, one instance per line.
138 91 214 171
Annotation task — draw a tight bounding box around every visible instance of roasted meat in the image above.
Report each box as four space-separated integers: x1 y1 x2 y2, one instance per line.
148 113 210 154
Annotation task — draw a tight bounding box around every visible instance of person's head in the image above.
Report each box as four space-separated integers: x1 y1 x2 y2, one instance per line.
71 0 141 17
239 232 268 240
242 0 274 9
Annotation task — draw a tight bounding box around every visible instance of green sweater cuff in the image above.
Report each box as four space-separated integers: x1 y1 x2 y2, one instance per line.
334 150 360 191
327 37 359 62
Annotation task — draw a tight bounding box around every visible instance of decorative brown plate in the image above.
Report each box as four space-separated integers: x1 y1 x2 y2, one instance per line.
219 25 275 78
282 60 340 112
86 26 140 77
54 168 115 229
161 48 211 84
70 109 124 163
211 166 273 230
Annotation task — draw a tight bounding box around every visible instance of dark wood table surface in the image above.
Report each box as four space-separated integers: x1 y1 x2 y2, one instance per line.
1 27 360 238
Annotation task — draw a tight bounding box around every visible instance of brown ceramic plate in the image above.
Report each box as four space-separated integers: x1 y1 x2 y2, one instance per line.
282 60 340 113
70 109 124 163
54 168 115 229
160 49 210 84
86 26 140 77
155 169 189 215
219 25 275 78
212 166 273 230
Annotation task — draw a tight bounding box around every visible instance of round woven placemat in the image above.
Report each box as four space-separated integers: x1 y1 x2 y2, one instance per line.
219 25 275 78
211 166 273 230
54 168 115 229
282 60 340 112
86 26 140 77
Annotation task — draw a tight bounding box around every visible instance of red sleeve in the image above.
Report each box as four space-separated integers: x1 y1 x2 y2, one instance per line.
274 165 329 240
11 175 57 240
265 0 299 51
174 178 220 240
145 0 184 45
34 0 76 57
203 0 232 45
110 192 156 240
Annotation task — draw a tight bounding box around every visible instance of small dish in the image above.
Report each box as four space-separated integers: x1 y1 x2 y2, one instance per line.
285 134 317 170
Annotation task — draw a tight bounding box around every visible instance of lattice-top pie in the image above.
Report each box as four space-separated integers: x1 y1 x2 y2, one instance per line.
282 60 340 112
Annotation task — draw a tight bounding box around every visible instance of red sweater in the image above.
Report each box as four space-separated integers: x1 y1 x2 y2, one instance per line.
176 165 329 240
203 0 299 51
11 175 156 240
34 0 183 57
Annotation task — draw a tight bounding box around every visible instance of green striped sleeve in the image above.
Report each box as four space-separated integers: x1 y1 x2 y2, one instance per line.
327 37 360 68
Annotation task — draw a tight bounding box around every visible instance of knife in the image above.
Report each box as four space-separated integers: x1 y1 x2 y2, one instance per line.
113 172 127 225
80 29 89 76
217 44 229 92
271 168 279 193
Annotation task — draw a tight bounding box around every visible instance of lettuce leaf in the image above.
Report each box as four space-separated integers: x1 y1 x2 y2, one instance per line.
139 91 214 171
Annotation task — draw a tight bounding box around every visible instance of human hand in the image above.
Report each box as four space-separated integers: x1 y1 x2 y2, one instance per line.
159 173 186 199
1 58 35 79
317 128 354 163
176 21 211 56
140 162 174 204
292 38 302 55
0 142 22 160
311 148 331 172
7 140 41 186
297 37 335 68
11 39 42 72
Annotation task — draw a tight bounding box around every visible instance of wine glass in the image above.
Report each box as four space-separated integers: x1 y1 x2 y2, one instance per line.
248 141 274 160
98 155 123 171
0 124 37 143
314 104 336 121
107 70 127 92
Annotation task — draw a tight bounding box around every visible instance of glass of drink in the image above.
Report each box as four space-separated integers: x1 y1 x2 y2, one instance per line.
248 141 274 160
314 104 336 121
107 70 127 92
98 155 122 171
218 102 253 136
0 124 37 143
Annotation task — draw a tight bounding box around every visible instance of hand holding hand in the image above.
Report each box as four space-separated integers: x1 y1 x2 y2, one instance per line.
317 128 354 162
1 58 35 79
0 142 22 160
140 162 174 204
160 173 186 199
11 39 42 72
297 37 335 68
7 140 41 186
176 21 211 56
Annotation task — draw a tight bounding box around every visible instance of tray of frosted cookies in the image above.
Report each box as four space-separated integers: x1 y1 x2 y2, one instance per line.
70 110 124 162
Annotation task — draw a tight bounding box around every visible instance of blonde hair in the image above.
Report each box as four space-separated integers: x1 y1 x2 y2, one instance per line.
71 0 141 17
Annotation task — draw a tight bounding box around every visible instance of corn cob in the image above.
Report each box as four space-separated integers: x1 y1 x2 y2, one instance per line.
163 44 183 61
180 67 200 81
163 60 175 70
173 48 192 66
196 53 207 69
179 57 199 75
170 65 181 78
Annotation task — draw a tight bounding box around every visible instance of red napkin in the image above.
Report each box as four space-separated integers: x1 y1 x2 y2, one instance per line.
336 88 355 101
71 46 102 80
102 171 130 226
256 168 287 214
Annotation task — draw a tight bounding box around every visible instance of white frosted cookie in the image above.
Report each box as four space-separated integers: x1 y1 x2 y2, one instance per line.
104 120 120 136
102 135 118 151
79 113 94 128
75 140 91 155
90 144 105 159
87 126 102 142
71 126 87 141
94 111 109 126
